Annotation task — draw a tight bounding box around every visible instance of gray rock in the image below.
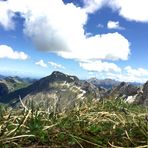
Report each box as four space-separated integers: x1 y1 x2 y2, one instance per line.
142 81 148 105
106 82 138 99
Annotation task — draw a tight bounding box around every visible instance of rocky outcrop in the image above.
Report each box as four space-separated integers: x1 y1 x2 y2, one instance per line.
106 81 148 105
105 82 143 104
106 82 139 99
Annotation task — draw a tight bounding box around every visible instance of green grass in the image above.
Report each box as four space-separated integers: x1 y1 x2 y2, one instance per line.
0 99 147 147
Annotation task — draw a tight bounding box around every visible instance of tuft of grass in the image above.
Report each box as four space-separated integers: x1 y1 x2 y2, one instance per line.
0 99 147 147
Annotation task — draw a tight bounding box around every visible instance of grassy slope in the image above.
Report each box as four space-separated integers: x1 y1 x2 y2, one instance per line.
0 100 147 147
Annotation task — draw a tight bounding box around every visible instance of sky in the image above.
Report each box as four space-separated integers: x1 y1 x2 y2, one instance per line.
0 0 148 82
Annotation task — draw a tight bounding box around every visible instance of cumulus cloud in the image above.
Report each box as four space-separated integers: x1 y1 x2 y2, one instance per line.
0 1 15 30
83 0 148 23
48 61 65 69
0 0 147 82
83 0 108 13
59 32 130 61
109 0 148 22
23 0 87 53
80 60 121 73
104 66 148 83
35 60 47 68
0 0 131 62
3 0 145 82
85 63 148 83
124 66 148 77
0 45 28 60
107 20 124 30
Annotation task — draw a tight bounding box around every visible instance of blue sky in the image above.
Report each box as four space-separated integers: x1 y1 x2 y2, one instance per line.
0 0 148 82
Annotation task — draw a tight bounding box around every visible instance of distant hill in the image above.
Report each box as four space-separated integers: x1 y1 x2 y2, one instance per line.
87 78 142 89
0 76 36 100
87 78 120 89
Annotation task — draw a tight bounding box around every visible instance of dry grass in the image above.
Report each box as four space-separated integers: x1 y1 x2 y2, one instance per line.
0 99 148 147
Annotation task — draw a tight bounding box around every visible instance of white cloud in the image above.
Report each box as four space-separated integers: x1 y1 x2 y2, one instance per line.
0 0 147 82
0 1 15 30
35 60 47 68
0 0 131 62
83 0 148 23
109 0 148 22
124 66 148 77
58 32 130 61
80 60 121 73
105 66 148 83
106 72 136 82
107 20 124 30
1 0 139 81
83 0 108 13
0 45 28 60
48 61 65 69
22 0 87 53
85 64 148 83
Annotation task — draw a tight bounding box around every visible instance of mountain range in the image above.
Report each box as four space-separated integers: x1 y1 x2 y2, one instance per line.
87 78 142 89
0 71 106 112
87 78 120 89
0 71 147 113
0 76 35 93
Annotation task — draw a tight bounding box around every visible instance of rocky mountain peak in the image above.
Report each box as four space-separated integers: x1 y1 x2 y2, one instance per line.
31 71 80 92
49 71 79 83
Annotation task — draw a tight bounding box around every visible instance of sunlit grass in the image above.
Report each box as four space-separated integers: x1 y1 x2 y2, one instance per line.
0 99 147 147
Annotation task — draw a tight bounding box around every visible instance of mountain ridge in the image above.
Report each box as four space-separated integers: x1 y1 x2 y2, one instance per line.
87 77 142 89
0 71 147 112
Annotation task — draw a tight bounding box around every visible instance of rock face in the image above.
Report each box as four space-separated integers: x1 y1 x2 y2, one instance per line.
106 82 138 98
105 82 143 104
1 71 105 112
106 81 148 105
142 81 148 105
